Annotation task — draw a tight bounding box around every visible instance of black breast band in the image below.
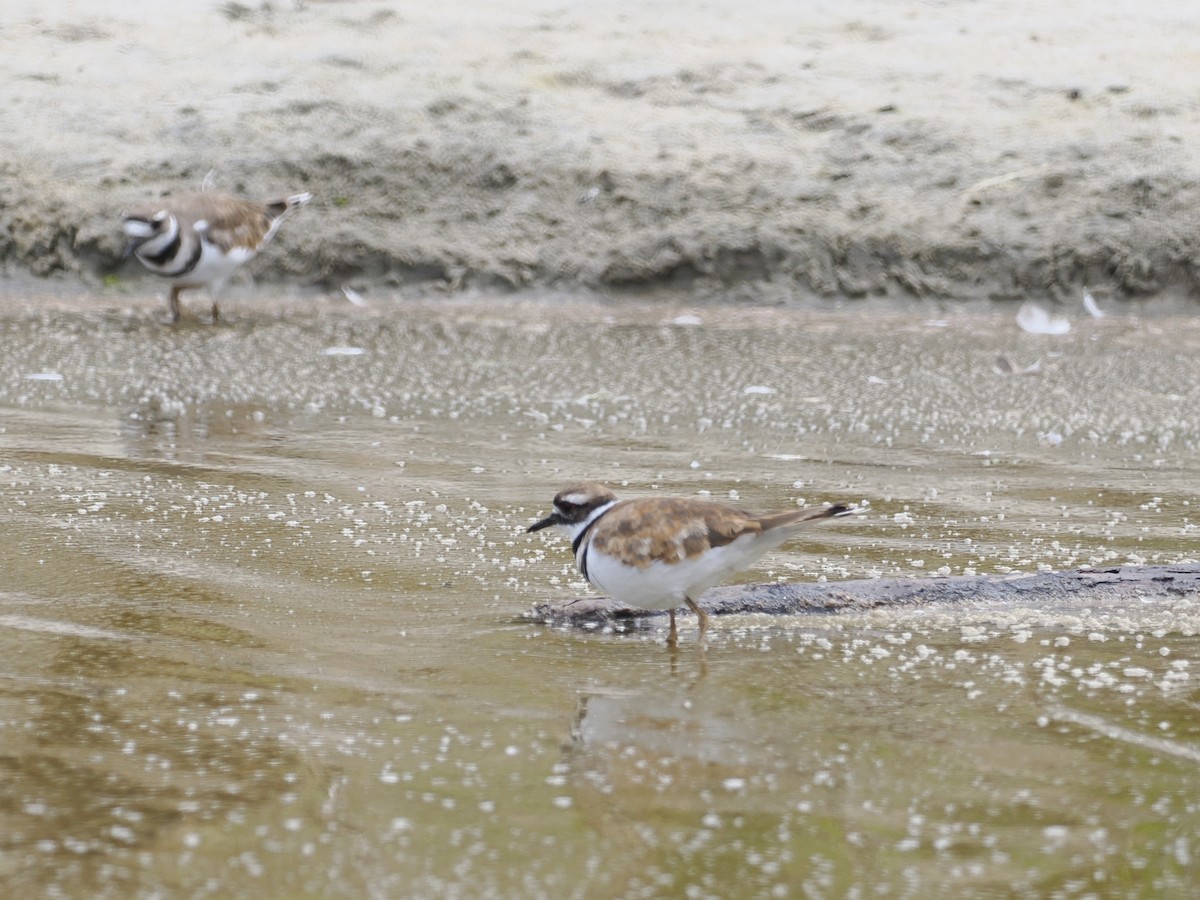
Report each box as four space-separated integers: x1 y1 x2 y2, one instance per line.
145 231 204 278
572 506 612 583
143 230 181 266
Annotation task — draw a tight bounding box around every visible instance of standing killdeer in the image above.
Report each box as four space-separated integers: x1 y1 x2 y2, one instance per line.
528 482 853 645
122 190 312 323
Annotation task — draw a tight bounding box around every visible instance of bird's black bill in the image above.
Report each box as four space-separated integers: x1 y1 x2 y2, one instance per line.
121 236 144 262
526 513 561 533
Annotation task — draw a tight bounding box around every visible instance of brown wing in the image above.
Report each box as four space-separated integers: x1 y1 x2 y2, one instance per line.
180 193 275 253
589 497 765 568
124 192 274 252
589 497 847 569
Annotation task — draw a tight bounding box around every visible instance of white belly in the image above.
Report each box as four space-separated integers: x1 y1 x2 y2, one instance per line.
582 533 776 609
179 240 256 289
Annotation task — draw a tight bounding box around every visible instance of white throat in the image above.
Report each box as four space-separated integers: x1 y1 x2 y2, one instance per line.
122 219 157 239
132 215 180 258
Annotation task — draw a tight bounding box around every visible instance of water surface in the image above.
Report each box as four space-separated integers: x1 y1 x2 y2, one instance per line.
2 299 1198 897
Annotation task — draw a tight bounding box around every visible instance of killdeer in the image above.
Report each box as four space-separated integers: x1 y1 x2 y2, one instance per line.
122 190 312 323
528 482 853 645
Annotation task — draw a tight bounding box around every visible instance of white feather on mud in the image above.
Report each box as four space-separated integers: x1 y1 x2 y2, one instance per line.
1016 303 1071 335
341 285 368 306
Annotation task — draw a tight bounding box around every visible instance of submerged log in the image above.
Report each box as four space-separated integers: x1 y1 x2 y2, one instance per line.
526 565 1200 630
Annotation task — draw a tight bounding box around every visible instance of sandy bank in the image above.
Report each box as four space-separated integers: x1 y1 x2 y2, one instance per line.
3 0 1199 306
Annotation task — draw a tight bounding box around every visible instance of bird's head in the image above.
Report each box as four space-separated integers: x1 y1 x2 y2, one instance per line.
121 208 174 261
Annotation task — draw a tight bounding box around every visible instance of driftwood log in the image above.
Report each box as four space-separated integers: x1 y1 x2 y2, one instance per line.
526 565 1200 631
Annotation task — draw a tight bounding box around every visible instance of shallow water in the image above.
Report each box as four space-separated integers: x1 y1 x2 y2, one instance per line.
2 298 1199 897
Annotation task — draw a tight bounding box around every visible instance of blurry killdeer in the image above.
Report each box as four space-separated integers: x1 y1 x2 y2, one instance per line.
528 482 854 645
122 190 312 323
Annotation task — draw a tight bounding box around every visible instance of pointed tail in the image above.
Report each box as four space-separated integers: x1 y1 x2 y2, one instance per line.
264 192 313 218
758 502 858 531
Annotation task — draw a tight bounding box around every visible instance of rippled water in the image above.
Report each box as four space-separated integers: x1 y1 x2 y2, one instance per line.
2 297 1199 897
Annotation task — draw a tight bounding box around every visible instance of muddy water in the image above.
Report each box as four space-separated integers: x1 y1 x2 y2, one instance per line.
2 299 1199 897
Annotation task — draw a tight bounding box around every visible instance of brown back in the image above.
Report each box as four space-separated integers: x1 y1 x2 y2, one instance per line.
589 497 840 568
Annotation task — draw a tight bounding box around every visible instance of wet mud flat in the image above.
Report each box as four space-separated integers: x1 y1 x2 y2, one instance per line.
2 298 1200 896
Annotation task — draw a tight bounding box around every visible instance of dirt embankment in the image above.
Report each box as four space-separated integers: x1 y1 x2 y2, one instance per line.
3 1 1200 306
